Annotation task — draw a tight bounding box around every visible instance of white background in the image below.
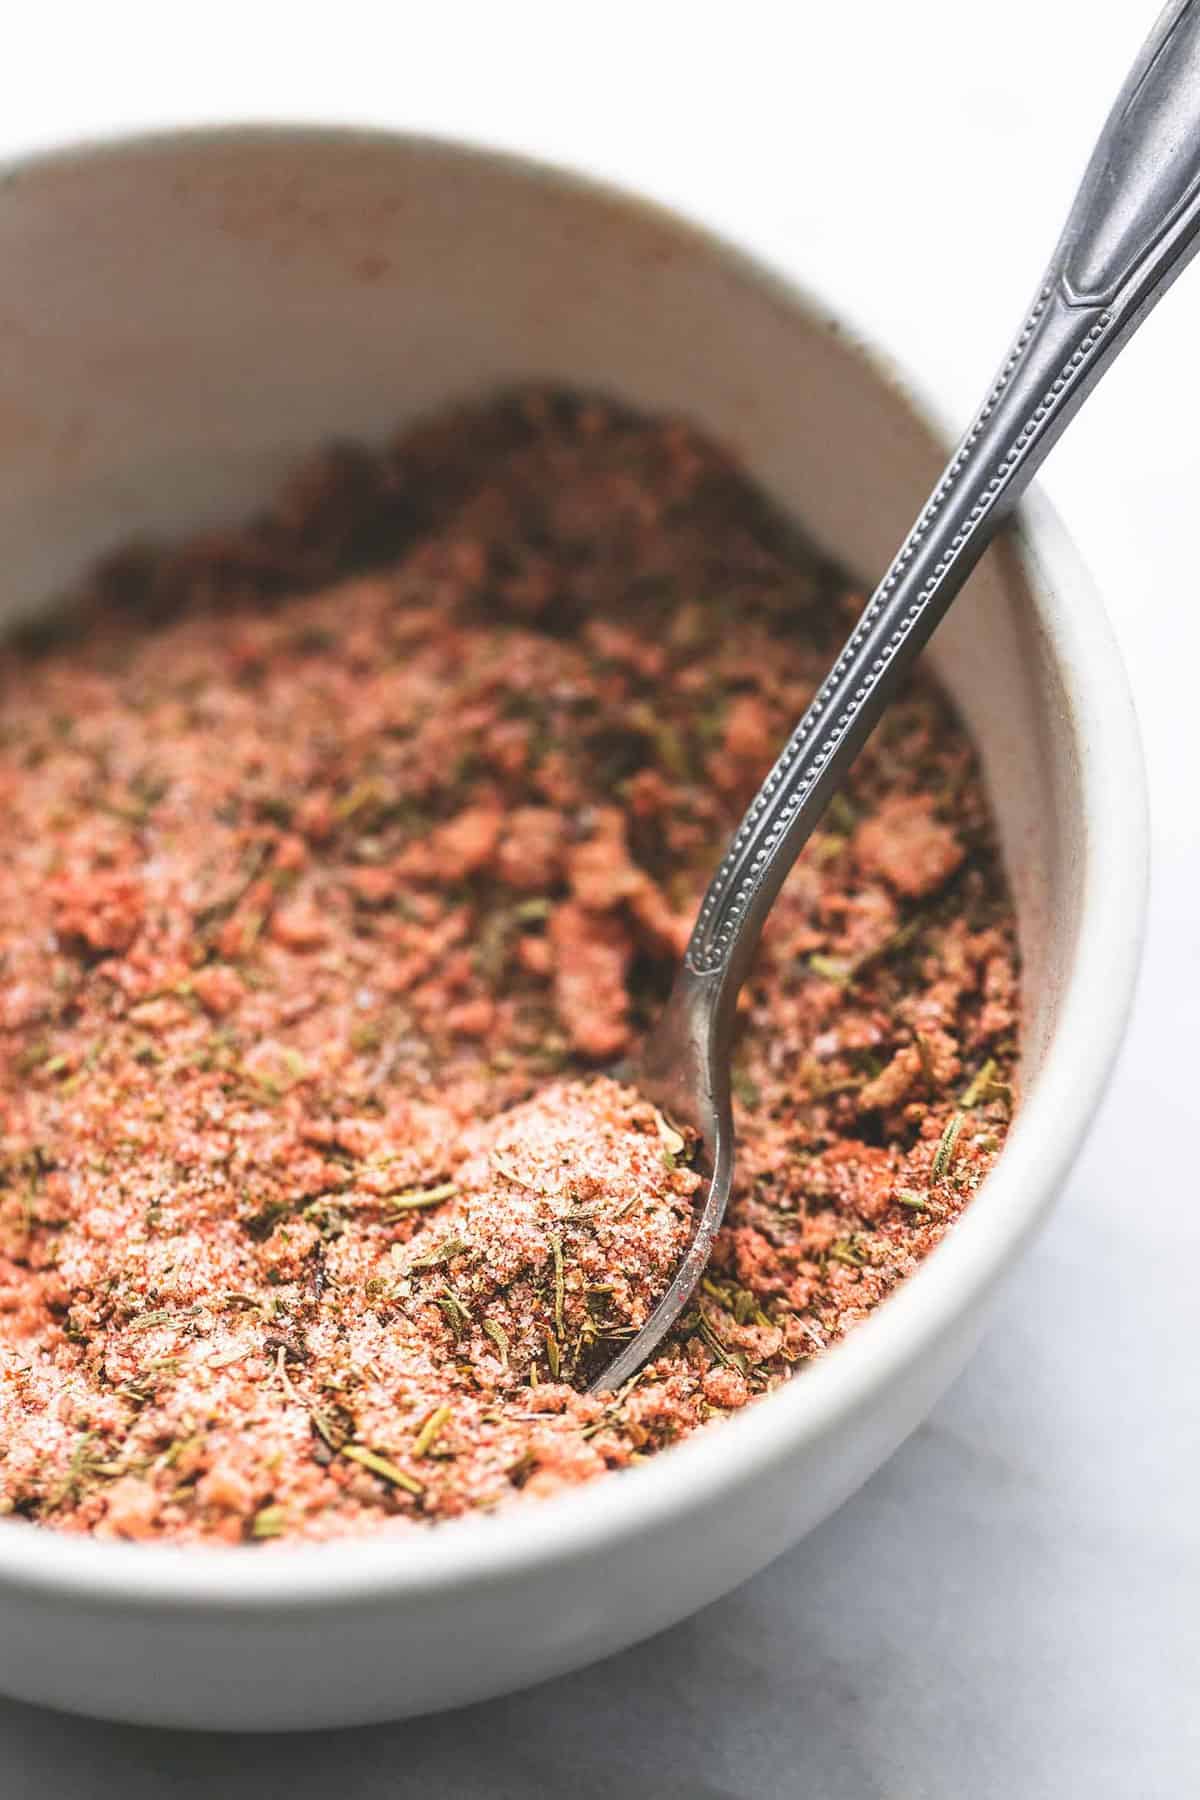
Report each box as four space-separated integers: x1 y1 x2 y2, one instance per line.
1 2 1197 1794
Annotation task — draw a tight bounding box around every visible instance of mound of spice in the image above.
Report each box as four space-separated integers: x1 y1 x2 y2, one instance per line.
0 387 1018 1543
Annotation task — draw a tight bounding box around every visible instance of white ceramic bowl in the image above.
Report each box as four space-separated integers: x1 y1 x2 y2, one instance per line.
0 128 1146 1731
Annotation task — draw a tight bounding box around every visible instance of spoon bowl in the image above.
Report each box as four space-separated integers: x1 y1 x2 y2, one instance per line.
595 982 733 1392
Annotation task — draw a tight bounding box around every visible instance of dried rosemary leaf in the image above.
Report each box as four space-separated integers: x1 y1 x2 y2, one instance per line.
549 1233 565 1338
894 1188 931 1212
930 1113 964 1183
341 1444 424 1495
825 792 858 836
309 1404 344 1452
127 1305 201 1334
388 1182 458 1211
412 1404 453 1459
491 1151 555 1197
126 1308 172 1333
543 1328 561 1379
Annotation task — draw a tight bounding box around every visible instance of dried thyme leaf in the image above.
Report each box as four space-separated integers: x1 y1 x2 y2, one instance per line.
251 1504 286 1539
959 1058 996 1110
851 915 923 980
809 915 929 994
697 1314 748 1374
808 953 852 986
483 1318 509 1368
341 1444 424 1496
740 1290 769 1327
959 1058 1013 1112
507 1447 537 1486
561 1199 604 1223
732 1067 762 1108
436 1285 470 1339
220 1291 264 1313
913 1031 937 1090
825 792 858 836
46 1431 99 1510
334 777 394 824
580 1365 652 1439
406 1234 467 1273
349 1018 383 1055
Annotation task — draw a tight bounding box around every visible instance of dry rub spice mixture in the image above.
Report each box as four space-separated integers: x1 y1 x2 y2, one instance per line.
0 389 1018 1544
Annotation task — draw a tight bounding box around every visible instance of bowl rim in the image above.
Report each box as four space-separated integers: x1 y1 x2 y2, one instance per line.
0 122 1149 1612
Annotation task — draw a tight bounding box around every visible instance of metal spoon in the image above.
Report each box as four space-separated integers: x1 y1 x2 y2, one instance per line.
592 0 1200 1392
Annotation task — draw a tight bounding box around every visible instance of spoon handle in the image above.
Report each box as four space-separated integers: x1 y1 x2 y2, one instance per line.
683 0 1200 1010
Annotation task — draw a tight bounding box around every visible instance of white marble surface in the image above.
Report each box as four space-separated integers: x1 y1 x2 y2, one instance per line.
1 2 1197 1793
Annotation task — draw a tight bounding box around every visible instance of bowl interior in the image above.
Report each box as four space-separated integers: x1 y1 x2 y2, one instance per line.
0 129 1074 1089
0 124 1141 1731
